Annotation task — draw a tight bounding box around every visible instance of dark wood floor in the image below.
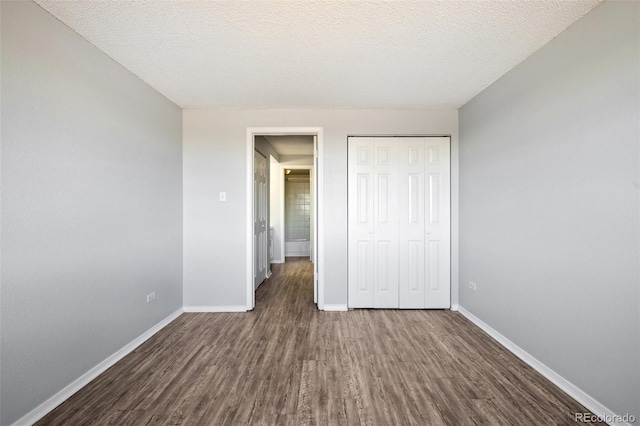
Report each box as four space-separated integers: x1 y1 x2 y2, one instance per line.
38 257 601 425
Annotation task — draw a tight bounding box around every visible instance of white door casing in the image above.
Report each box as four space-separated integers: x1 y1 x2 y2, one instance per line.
247 127 324 311
312 135 318 304
348 136 451 309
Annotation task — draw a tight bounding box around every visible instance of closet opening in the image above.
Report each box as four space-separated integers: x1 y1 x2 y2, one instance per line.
347 136 451 309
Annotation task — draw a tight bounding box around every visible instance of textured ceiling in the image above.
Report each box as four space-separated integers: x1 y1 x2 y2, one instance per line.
35 0 601 109
265 136 314 156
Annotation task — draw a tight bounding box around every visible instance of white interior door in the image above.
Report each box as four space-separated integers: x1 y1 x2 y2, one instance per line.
254 151 268 289
348 136 450 309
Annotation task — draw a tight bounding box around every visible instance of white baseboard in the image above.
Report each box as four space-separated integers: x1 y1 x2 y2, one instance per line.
450 303 459 311
457 306 632 426
322 304 348 312
12 308 184 426
183 305 248 313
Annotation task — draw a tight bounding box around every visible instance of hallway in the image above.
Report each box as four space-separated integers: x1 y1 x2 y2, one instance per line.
39 258 598 425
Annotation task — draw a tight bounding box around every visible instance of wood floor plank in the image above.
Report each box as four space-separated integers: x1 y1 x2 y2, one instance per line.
98 409 147 426
36 257 604 425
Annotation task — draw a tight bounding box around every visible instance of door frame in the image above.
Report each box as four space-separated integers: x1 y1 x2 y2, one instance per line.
246 127 324 310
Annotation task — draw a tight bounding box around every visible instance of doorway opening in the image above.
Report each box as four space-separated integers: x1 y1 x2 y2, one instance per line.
283 167 312 259
246 128 324 311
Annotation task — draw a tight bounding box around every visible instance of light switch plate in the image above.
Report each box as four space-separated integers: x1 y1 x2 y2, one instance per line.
219 192 226 202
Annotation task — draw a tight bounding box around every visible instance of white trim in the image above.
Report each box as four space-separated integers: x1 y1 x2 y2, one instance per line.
11 308 183 426
450 303 459 311
246 128 254 311
321 305 348 312
457 306 632 426
183 305 248 313
311 137 317 303
247 127 325 311
279 164 286 262
316 129 325 310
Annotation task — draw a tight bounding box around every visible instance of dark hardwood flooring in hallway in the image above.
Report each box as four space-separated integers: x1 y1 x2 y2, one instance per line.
38 257 600 425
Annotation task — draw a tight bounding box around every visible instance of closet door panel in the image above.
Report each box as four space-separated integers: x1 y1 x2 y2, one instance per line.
348 138 375 307
373 138 399 308
425 137 451 308
399 138 426 308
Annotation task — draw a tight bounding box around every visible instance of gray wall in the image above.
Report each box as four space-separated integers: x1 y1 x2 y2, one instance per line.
459 1 639 418
183 109 458 308
1 2 183 425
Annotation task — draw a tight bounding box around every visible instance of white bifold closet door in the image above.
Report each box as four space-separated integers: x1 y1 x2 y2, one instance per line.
348 137 450 309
